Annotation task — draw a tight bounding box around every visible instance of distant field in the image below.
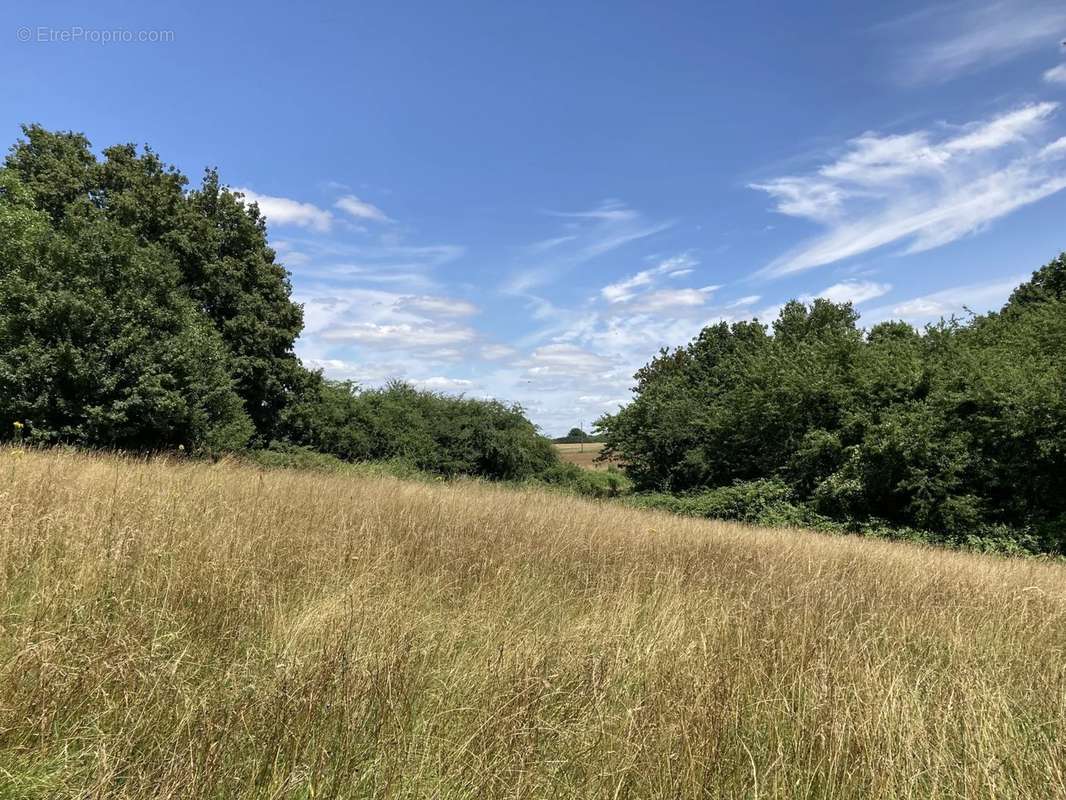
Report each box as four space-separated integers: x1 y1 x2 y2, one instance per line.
3 448 1065 798
554 441 615 470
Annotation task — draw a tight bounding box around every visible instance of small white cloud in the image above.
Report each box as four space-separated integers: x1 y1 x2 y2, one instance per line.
726 295 761 308
412 376 474 391
945 102 1058 154
631 286 719 312
1041 136 1066 159
749 177 849 222
600 254 698 304
395 295 478 317
601 270 657 304
235 188 332 232
334 194 392 223
320 322 476 349
815 280 892 305
1046 63 1066 84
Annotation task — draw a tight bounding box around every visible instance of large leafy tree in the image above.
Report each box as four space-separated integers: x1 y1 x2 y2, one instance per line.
0 168 252 450
2 124 310 446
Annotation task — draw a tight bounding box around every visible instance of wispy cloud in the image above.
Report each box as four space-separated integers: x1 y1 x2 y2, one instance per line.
334 194 392 223
411 376 475 391
601 254 698 304
891 1 1066 84
504 201 672 293
813 280 892 305
320 322 476 349
752 102 1066 277
1046 63 1066 84
234 188 333 232
395 295 478 317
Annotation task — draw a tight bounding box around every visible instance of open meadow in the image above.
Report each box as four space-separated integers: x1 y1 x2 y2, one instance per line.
553 442 614 471
1 448 1065 799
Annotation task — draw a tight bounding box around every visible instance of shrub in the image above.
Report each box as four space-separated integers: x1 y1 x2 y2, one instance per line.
285 380 558 481
536 462 632 498
628 480 806 527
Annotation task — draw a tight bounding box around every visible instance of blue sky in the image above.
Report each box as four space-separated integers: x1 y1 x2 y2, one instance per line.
4 1 1066 434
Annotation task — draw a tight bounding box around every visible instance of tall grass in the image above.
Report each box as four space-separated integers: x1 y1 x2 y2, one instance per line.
1 448 1064 798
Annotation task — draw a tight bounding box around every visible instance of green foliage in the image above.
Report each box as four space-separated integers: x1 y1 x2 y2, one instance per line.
0 167 252 452
1 125 306 450
536 462 632 498
601 255 1066 553
627 480 807 527
284 380 558 481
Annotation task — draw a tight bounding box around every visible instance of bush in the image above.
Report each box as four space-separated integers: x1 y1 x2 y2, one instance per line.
628 480 806 527
536 462 632 498
598 255 1066 554
285 380 558 481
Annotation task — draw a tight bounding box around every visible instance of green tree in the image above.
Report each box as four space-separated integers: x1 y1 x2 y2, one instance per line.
0 168 251 450
5 125 308 444
599 259 1066 550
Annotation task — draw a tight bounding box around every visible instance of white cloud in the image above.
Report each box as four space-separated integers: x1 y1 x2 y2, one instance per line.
412 376 474 391
334 194 392 223
234 188 332 232
631 286 719 312
304 358 406 384
395 295 478 317
600 254 699 304
946 102 1058 153
1041 136 1066 159
523 344 615 377
504 201 673 293
893 1 1066 84
815 280 892 305
752 102 1066 277
861 276 1024 326
319 322 476 349
726 295 761 308
1046 64 1066 84
601 271 657 304
749 177 848 222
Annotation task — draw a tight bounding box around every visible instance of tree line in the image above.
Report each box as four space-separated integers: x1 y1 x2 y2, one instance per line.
599 258 1066 553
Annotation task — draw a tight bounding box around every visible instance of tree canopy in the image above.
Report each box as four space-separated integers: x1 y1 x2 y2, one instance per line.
599 257 1066 549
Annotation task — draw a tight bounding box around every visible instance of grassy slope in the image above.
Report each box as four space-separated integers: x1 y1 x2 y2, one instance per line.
553 442 614 471
1 448 1065 799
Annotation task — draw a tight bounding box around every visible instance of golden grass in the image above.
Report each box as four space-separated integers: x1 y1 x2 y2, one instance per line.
1 448 1065 799
553 442 614 471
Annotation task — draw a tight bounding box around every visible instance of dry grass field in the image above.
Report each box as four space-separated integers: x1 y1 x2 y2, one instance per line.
553 442 614 470
1 448 1065 799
